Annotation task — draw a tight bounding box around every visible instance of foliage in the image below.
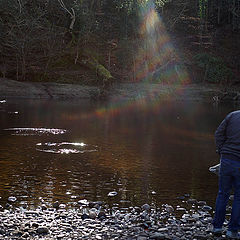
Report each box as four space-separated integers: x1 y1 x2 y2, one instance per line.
193 53 233 83
0 0 239 84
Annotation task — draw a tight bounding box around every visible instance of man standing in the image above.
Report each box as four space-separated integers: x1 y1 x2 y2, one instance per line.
213 110 240 238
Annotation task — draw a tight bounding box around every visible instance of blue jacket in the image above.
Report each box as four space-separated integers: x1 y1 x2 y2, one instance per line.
215 110 240 161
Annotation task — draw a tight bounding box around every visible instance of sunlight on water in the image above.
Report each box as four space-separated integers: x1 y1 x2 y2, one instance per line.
4 128 67 136
36 142 97 154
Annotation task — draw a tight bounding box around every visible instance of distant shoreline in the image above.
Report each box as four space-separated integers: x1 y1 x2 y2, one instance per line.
1 78 240 102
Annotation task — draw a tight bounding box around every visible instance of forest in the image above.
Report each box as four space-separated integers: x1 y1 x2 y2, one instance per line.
0 0 240 86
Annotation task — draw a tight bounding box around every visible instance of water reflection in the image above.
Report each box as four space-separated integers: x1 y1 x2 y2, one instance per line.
0 99 237 209
4 128 66 136
36 142 97 154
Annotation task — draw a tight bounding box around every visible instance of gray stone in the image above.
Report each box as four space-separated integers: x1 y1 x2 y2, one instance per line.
141 204 150 211
187 199 197 204
22 232 30 238
32 222 39 228
108 191 118 197
165 205 174 213
37 226 49 234
149 232 166 239
197 201 207 206
158 228 168 232
202 205 212 211
41 204 47 210
98 211 106 219
8 196 17 203
137 236 148 240
193 233 208 239
53 201 60 208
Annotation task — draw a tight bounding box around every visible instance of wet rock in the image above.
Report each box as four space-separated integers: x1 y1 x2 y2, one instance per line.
107 191 118 197
32 222 39 228
53 201 60 208
193 233 208 239
13 230 23 236
41 204 47 210
0 196 226 240
59 203 66 209
137 236 148 240
37 226 49 234
141 203 150 211
98 211 106 220
177 196 185 200
78 199 89 205
165 205 174 213
8 196 17 202
89 201 103 209
176 207 186 211
149 232 166 239
89 210 97 219
229 195 234 201
22 232 30 238
81 213 90 220
187 199 197 204
202 205 212 211
158 228 168 232
57 234 65 239
5 203 11 209
198 201 207 206
25 210 39 216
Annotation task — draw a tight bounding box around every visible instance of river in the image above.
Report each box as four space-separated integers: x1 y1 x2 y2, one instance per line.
0 98 237 209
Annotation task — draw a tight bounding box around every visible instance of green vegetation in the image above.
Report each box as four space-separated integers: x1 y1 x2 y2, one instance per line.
0 0 239 85
194 53 233 83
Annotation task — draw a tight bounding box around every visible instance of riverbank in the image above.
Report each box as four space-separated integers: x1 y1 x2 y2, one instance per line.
0 195 230 240
1 78 240 102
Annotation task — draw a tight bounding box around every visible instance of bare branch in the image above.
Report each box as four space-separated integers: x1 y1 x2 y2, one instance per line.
17 0 22 14
58 0 76 31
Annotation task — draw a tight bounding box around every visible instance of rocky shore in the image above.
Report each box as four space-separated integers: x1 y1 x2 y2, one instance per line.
1 78 240 102
0 195 232 240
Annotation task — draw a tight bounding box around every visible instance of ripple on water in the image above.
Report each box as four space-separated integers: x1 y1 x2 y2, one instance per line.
36 142 98 154
4 128 67 136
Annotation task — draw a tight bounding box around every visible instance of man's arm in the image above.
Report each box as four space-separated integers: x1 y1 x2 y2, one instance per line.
215 113 232 153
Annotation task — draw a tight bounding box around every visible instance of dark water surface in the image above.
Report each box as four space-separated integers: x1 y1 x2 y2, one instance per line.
0 98 238 209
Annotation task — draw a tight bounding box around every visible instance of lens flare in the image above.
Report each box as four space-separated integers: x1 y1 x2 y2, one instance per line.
134 1 190 85
64 1 191 121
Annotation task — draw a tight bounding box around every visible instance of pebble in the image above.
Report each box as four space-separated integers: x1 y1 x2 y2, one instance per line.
202 205 212 211
53 201 60 208
0 196 230 240
8 196 17 203
141 203 150 211
37 226 49 234
107 191 118 197
149 232 165 239
187 199 197 204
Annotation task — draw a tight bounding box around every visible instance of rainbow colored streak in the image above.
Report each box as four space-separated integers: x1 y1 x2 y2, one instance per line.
134 1 190 85
71 1 191 120
91 1 190 118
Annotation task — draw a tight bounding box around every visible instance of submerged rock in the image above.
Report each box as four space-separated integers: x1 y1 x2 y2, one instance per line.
107 191 118 197
8 196 17 203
